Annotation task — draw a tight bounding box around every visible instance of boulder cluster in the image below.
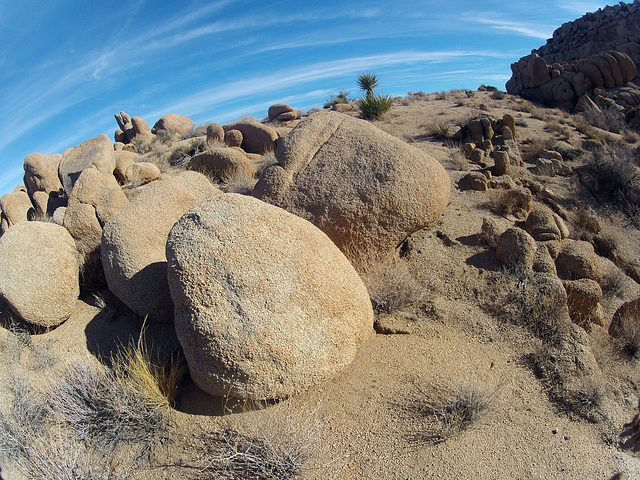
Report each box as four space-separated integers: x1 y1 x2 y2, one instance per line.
506 1 640 117
0 106 451 401
485 206 605 330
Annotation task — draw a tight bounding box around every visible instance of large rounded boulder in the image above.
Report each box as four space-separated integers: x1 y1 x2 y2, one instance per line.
253 111 451 259
0 222 79 327
166 194 374 400
101 171 221 323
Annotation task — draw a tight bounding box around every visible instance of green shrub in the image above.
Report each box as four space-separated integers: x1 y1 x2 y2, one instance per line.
358 93 393 120
356 72 379 97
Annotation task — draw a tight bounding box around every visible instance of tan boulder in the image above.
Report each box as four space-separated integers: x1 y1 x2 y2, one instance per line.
493 151 510 176
101 171 221 324
189 146 256 181
610 297 640 338
59 134 115 196
608 50 636 82
0 189 34 227
224 129 243 147
268 103 297 122
151 113 195 136
128 162 161 186
556 239 602 282
222 118 278 154
113 151 137 184
166 194 374 400
206 123 225 144
495 227 537 268
253 111 451 259
503 114 516 138
23 152 63 195
564 279 604 328
525 206 562 241
466 172 489 191
131 116 152 138
0 221 79 327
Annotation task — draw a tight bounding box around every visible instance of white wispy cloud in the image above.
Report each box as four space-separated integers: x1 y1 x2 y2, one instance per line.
143 49 511 120
558 0 605 15
469 15 553 39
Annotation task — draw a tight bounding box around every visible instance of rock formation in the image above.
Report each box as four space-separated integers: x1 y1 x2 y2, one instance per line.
166 193 374 400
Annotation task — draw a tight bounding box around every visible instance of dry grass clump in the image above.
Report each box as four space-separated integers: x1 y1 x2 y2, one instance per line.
221 169 259 195
168 138 206 167
581 146 640 215
427 121 452 139
358 253 433 314
0 326 186 479
520 137 556 162
409 381 497 445
192 405 323 480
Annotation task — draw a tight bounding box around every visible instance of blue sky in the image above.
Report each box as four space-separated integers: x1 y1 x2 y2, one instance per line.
0 0 611 195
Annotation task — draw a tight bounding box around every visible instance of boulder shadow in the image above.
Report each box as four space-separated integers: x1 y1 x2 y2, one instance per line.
84 290 180 367
466 250 500 271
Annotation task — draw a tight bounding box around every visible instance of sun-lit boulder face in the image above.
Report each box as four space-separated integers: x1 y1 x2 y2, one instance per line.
222 118 278 154
0 188 34 231
113 150 137 184
63 167 129 287
0 221 79 327
166 194 374 400
127 161 161 186
495 227 537 268
254 110 451 259
23 152 63 195
268 103 297 122
151 113 195 137
555 239 602 282
224 129 243 148
102 171 221 324
206 123 225 145
189 146 256 181
59 134 116 196
131 116 152 139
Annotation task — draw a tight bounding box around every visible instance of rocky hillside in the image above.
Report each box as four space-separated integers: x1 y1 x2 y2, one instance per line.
506 1 640 118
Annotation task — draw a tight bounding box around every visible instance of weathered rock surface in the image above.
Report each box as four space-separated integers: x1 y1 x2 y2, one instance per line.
556 239 602 282
23 153 63 195
0 189 34 228
268 103 297 122
166 193 374 400
223 118 278 154
610 297 640 338
496 227 537 268
0 221 79 327
151 113 195 136
59 135 116 196
254 111 450 258
102 171 221 323
189 146 256 180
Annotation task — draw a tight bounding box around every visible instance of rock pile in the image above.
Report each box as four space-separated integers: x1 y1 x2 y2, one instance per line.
506 2 640 114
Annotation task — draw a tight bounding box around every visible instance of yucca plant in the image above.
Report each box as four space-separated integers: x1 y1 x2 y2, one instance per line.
357 72 379 97
358 93 394 120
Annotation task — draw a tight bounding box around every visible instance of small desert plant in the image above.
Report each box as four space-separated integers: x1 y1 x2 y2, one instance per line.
358 254 433 314
324 90 352 108
464 89 476 98
410 381 497 445
358 93 393 120
582 146 640 214
221 169 258 195
129 136 152 154
356 72 379 97
434 91 447 100
428 121 451 139
490 90 506 100
168 138 206 167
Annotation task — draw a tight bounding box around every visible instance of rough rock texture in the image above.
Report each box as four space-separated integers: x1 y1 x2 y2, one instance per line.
151 113 195 136
564 279 604 328
23 153 63 195
222 118 278 154
555 239 602 282
506 2 640 110
495 227 537 268
113 151 137 184
59 134 116 196
206 123 225 144
189 147 256 180
64 167 129 286
254 111 451 258
0 189 34 228
102 171 221 324
610 297 640 338
525 206 563 241
166 194 374 400
128 162 161 186
0 221 79 327
131 116 152 139
268 103 297 122
224 129 243 148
